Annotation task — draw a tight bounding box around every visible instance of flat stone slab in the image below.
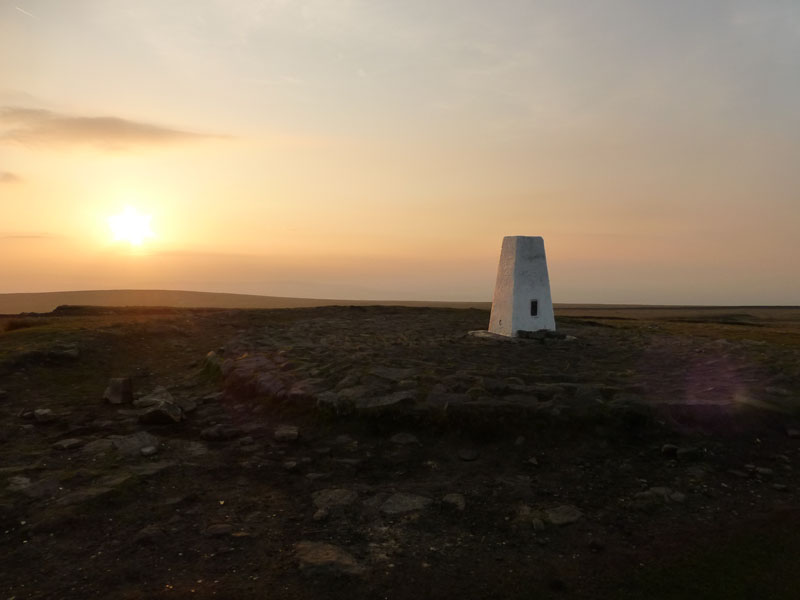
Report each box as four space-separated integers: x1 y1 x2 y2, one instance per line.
380 493 433 515
312 488 358 510
295 541 365 576
545 504 583 525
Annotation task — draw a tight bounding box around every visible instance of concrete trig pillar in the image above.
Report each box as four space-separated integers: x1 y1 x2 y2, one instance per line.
488 236 555 336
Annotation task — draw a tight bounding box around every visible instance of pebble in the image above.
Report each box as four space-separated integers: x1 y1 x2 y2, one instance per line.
786 428 800 439
140 445 158 457
380 493 433 515
204 523 233 537
274 425 299 442
442 493 466 511
52 438 83 451
103 377 133 405
33 408 56 423
546 505 584 525
312 488 358 510
458 448 479 462
390 432 420 445
661 444 679 458
295 541 365 576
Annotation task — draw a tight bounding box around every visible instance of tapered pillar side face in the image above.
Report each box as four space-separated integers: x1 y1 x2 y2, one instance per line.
488 236 555 336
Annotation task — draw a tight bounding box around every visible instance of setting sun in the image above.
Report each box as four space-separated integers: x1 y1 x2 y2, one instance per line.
108 206 155 246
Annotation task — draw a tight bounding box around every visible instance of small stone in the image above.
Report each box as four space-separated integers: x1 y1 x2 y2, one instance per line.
111 431 160 455
274 425 299 442
134 524 165 544
390 432 419 445
755 467 774 478
103 377 133 405
312 488 358 510
661 444 679 458
138 400 183 425
514 435 525 447
786 428 800 439
312 508 329 522
458 448 479 462
380 493 432 515
33 408 56 423
545 505 583 526
133 386 174 408
52 438 83 451
0 389 9 401
6 476 31 492
204 523 233 537
772 484 789 492
442 493 466 511
140 445 158 457
295 541 365 576
238 436 255 446
527 457 539 466
283 461 298 471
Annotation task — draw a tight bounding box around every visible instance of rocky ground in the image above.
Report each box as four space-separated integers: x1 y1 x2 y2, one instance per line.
1 305 800 599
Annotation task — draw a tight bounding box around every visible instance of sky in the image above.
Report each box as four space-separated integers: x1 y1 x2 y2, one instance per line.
1 0 799 304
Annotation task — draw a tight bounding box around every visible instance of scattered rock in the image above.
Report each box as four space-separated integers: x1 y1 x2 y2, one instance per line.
546 505 583 526
52 438 83 451
370 367 417 383
312 488 358 510
755 467 774 478
458 448 479 462
111 432 160 456
175 397 198 414
103 377 133 405
773 484 790 492
442 493 466 511
786 428 800 439
204 523 233 537
138 400 183 425
274 425 299 442
82 439 114 455
0 389 9 401
357 390 416 410
133 386 174 408
661 444 679 458
380 493 432 515
6 476 31 492
200 424 243 441
140 445 158 457
312 508 329 522
295 541 365 576
134 524 165 544
390 432 420 445
33 408 56 423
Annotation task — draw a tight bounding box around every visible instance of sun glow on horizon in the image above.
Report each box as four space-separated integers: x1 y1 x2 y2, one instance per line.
108 206 155 246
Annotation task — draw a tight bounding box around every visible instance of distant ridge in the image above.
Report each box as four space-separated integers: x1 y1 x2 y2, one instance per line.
0 289 492 315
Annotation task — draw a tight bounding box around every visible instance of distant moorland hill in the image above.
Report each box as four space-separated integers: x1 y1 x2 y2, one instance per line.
0 289 493 315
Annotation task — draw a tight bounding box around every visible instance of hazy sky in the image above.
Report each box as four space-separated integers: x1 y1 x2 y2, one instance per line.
2 0 799 303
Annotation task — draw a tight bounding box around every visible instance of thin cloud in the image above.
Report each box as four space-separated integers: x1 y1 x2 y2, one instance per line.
14 6 37 19
0 172 22 183
0 232 59 240
0 107 227 150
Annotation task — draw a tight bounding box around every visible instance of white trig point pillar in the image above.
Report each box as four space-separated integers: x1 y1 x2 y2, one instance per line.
488 236 555 336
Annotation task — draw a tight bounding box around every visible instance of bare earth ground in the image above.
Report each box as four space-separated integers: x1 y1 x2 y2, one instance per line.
1 305 800 599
